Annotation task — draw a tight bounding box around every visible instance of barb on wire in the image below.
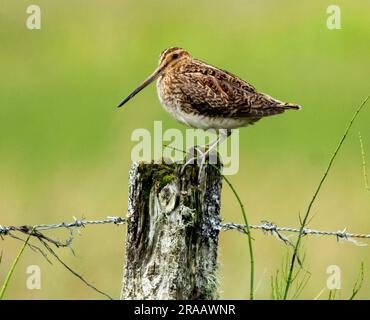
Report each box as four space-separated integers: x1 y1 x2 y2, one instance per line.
0 216 127 300
1 215 369 298
220 221 370 246
0 216 127 236
2 216 369 246
0 215 128 265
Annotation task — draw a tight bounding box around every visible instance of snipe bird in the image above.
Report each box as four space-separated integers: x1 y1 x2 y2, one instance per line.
118 47 301 171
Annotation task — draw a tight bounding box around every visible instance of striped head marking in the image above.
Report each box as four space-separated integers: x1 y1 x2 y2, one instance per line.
158 47 190 68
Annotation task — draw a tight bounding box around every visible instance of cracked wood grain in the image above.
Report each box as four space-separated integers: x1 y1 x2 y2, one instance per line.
121 160 222 300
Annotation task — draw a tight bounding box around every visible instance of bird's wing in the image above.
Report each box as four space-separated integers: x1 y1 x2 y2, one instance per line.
178 61 293 118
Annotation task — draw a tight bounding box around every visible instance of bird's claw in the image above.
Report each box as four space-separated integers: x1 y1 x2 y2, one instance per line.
180 146 219 180
180 146 205 176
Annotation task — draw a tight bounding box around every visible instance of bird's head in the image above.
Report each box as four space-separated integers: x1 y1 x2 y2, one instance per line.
158 47 190 72
117 47 190 108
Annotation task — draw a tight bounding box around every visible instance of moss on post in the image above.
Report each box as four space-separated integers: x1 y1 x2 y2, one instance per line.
121 160 222 300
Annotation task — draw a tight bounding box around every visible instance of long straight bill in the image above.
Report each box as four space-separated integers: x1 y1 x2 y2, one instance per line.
117 66 163 108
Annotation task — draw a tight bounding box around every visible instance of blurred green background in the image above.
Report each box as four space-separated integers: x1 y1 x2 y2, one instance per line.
1 0 370 300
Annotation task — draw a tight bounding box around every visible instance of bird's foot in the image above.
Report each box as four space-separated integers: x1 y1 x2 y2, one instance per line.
197 147 220 180
197 152 208 180
180 145 219 180
180 145 205 175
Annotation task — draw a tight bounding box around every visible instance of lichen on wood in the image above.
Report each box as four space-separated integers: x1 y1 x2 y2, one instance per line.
121 159 222 300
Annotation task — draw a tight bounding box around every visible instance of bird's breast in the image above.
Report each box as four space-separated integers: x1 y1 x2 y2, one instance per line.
156 75 187 121
157 75 183 105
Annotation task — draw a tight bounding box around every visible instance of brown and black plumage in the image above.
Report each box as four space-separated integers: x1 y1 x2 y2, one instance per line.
118 47 301 131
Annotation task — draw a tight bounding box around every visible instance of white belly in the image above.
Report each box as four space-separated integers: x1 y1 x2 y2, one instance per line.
171 110 252 130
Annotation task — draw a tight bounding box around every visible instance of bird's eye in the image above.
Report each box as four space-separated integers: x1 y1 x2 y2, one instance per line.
172 53 179 59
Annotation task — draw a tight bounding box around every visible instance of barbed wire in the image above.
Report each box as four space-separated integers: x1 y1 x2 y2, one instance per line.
1 215 368 299
221 221 370 246
1 216 369 246
0 216 127 300
0 216 126 236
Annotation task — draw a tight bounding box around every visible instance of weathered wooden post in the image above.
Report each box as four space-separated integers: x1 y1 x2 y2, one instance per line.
121 159 222 300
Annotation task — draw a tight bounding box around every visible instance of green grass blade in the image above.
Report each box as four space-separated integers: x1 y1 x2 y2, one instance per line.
358 132 370 194
283 95 370 300
349 262 364 300
221 173 255 300
0 229 34 300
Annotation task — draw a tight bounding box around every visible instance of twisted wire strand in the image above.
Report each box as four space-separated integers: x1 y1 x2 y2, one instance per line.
1 216 369 245
220 221 370 245
0 216 126 236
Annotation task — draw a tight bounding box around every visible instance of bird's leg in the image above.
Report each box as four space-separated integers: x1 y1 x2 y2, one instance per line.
197 129 231 178
180 145 206 174
180 129 232 177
